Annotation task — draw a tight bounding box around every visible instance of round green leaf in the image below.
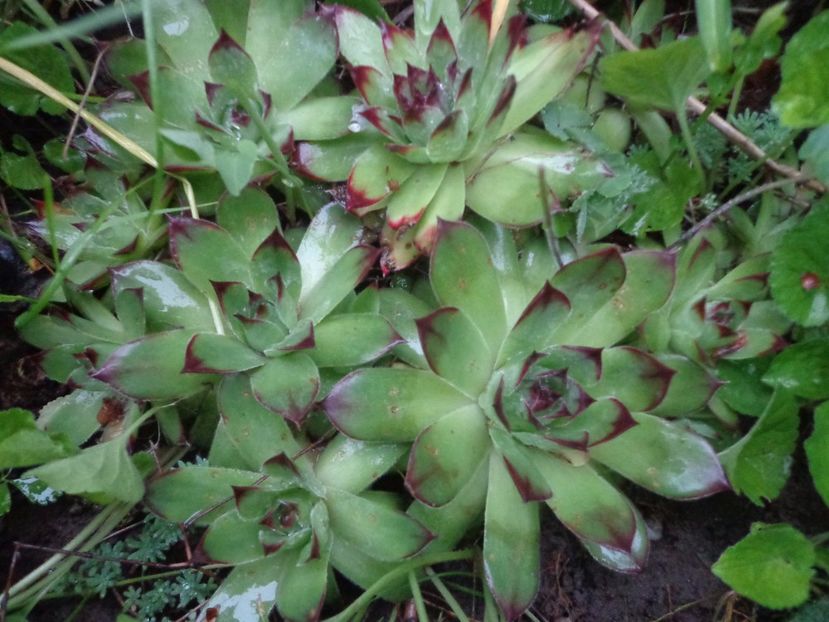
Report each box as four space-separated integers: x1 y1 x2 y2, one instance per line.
770 205 829 327
713 523 816 609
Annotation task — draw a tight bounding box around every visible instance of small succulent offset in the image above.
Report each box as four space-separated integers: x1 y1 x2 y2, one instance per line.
90 189 398 423
102 0 345 195
146 405 419 622
299 0 611 270
325 220 729 619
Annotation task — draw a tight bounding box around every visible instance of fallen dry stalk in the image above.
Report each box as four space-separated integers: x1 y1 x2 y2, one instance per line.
566 0 826 194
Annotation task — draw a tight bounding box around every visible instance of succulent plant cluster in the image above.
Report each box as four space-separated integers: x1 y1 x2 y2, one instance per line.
11 1 795 621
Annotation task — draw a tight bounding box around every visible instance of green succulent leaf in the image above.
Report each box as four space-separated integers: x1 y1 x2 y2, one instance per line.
261 13 338 110
347 145 416 212
326 368 472 442
297 204 363 290
805 401 829 507
431 221 507 352
483 452 540 621
465 132 611 226
720 390 799 506
184 333 265 374
548 248 626 343
543 398 637 449
111 261 216 331
169 217 254 293
589 413 729 499
586 347 676 413
416 307 494 397
217 374 302 470
249 353 320 424
202 511 266 564
199 556 282 622
533 451 648 572
769 203 829 327
0 408 75 469
208 30 259 99
326 488 433 561
94 330 216 401
773 10 829 128
556 251 675 347
146 466 265 525
406 406 490 507
275 543 330 622
651 355 719 417
216 187 280 258
498 283 571 367
712 523 816 609
298 246 379 324
490 429 553 502
500 29 594 135
316 434 406 494
311 313 401 368
764 339 829 399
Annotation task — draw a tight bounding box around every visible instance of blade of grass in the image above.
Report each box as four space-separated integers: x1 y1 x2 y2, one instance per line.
408 571 429 622
2 1 142 54
426 567 470 622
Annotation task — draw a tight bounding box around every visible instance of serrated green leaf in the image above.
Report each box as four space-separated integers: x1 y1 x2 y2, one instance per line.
0 22 74 116
26 435 144 504
805 401 829 507
773 11 829 128
0 408 75 469
769 203 829 327
764 339 829 399
600 37 710 112
719 390 799 505
712 523 815 609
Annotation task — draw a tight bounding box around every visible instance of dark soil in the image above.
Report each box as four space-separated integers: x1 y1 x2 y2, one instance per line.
535 423 829 622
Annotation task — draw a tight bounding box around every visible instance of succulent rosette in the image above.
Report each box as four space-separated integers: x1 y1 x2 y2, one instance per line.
642 233 791 366
101 0 347 195
146 403 423 622
325 220 729 618
85 190 398 426
296 0 619 271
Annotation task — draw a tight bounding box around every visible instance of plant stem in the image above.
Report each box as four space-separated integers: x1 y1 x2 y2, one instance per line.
322 550 474 622
5 502 124 604
408 572 429 622
670 177 805 249
676 110 706 188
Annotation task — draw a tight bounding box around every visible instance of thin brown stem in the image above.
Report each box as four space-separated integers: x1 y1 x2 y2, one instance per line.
63 45 107 159
566 0 826 194
0 544 21 622
670 177 806 249
10 542 197 571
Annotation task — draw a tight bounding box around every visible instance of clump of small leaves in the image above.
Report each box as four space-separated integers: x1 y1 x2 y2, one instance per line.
53 515 216 621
